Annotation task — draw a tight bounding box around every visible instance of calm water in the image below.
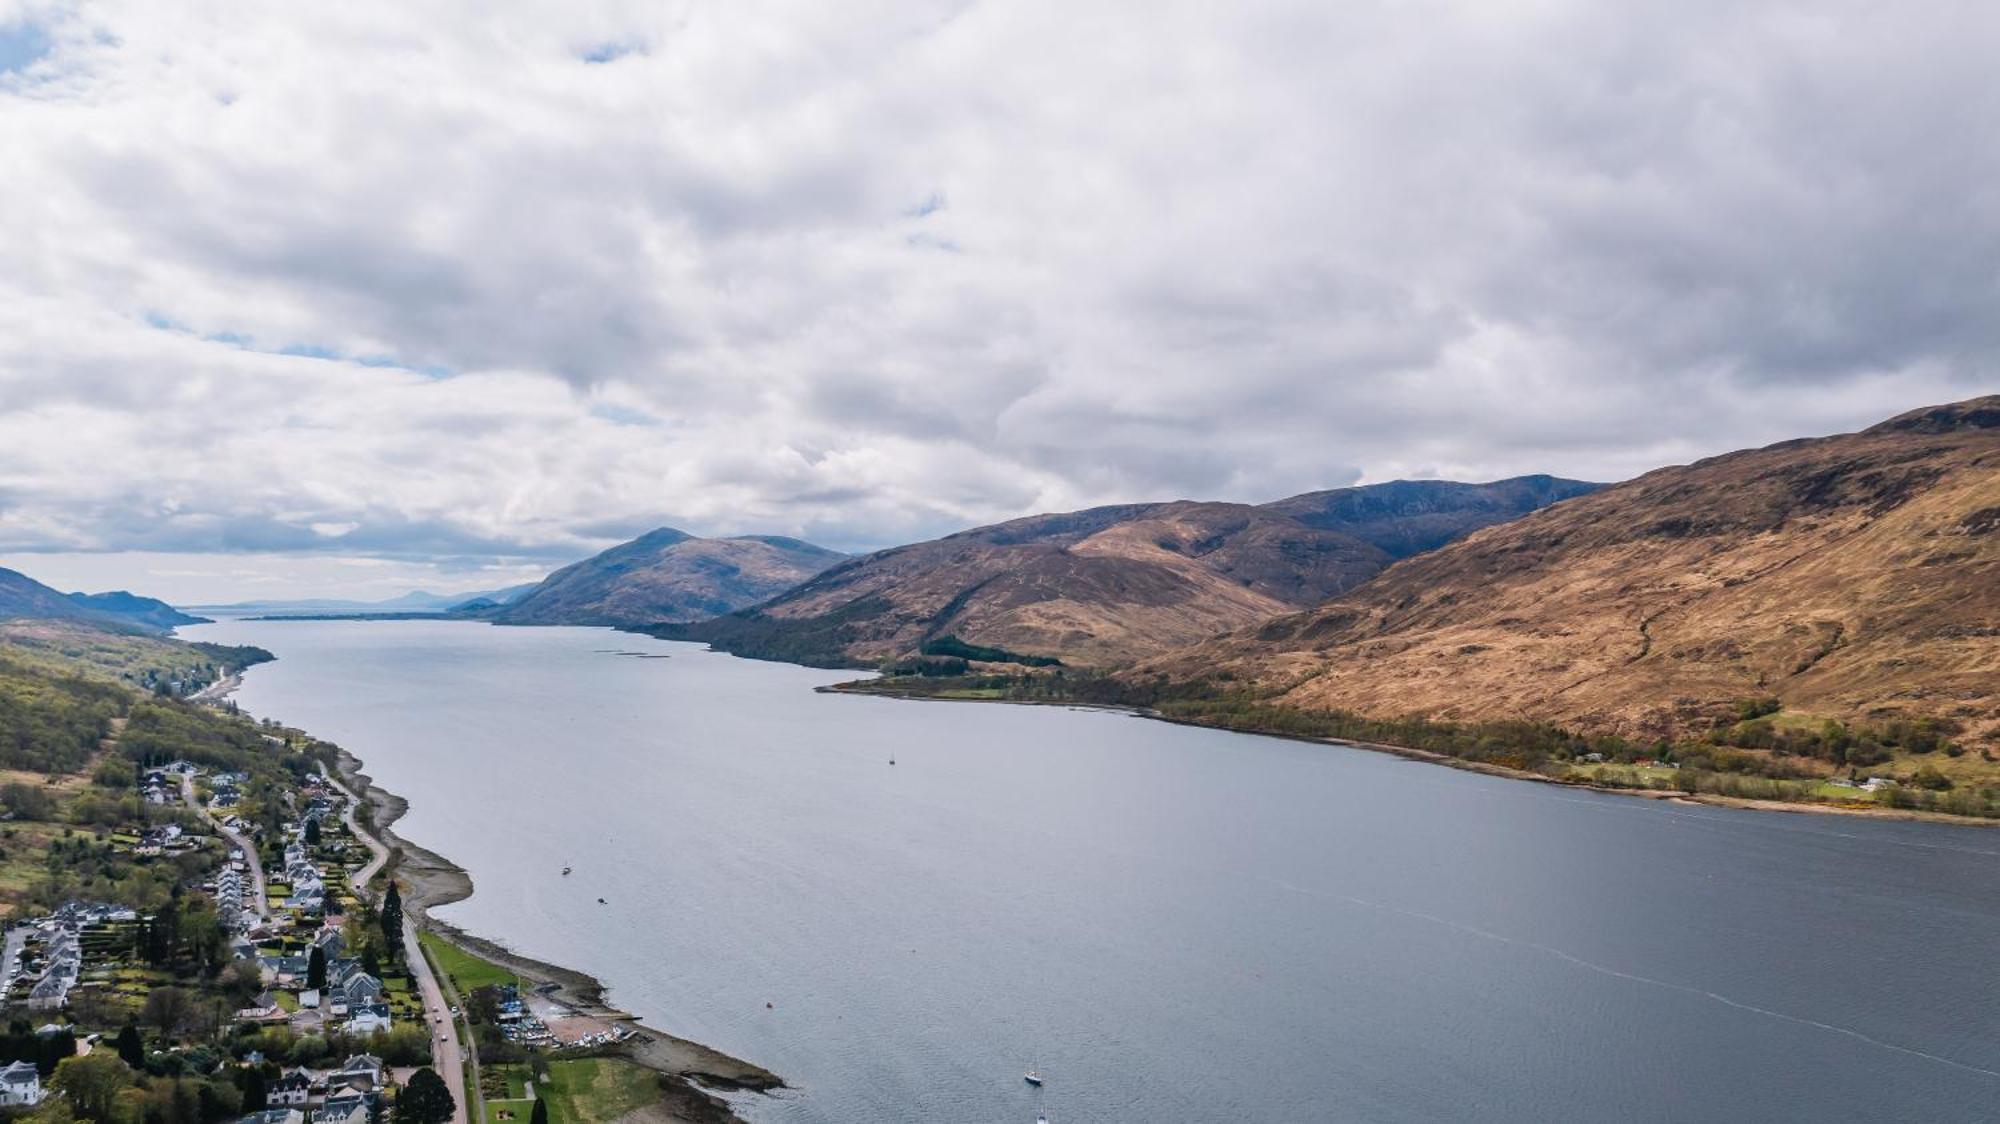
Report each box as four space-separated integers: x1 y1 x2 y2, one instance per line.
185 618 2000 1123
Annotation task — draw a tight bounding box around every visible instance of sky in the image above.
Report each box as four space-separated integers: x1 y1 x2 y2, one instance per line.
1 0 1995 603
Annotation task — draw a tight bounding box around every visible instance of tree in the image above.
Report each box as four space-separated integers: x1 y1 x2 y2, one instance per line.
34 1029 76 1077
49 1054 132 1122
143 985 194 1039
530 1095 549 1124
236 1065 267 1113
381 881 405 962
308 945 328 991
304 817 322 846
396 1067 454 1124
114 1023 144 1069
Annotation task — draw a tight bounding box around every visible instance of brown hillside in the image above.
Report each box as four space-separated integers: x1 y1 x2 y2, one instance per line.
496 529 846 627
663 477 1597 667
1136 397 2000 744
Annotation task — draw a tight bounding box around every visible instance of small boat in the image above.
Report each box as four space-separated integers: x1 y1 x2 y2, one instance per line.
1036 1115 1048 1124
561 866 572 876
597 897 607 904
1024 1070 1043 1087
889 756 896 765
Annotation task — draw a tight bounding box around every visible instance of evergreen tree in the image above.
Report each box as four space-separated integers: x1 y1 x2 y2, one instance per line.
530 1094 549 1124
115 1023 144 1069
238 1065 268 1112
307 946 328 991
304 817 322 846
381 881 404 962
396 1067 454 1124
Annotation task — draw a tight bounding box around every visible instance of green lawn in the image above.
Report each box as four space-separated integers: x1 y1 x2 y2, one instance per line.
534 1058 661 1123
418 930 515 993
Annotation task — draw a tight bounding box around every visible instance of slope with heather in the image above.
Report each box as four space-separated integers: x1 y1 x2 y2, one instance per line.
1135 397 2000 747
662 477 1598 667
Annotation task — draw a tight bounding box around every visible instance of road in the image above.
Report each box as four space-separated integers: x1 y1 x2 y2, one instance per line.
182 774 269 919
325 773 470 1124
406 914 472 1124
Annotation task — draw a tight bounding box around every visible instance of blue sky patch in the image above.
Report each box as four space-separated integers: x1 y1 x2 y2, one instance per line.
0 20 50 76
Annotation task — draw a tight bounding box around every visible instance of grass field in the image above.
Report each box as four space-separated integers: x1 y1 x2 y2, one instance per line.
418 930 516 993
481 1056 664 1122
535 1058 661 1123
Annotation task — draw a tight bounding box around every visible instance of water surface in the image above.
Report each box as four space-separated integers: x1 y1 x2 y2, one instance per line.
187 619 2000 1123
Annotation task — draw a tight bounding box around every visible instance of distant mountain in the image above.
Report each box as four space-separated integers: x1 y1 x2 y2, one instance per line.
1133 396 2000 743
493 529 848 627
201 583 538 615
0 567 194 634
65 591 210 631
659 477 1600 668
0 567 98 624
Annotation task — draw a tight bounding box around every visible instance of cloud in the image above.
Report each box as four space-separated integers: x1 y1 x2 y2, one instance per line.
0 0 1992 596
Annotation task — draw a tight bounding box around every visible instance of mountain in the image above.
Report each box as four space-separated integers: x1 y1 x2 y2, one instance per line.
493 528 848 627
200 583 538 615
0 567 201 634
1134 396 2000 744
0 567 98 624
65 591 210 631
660 477 1600 668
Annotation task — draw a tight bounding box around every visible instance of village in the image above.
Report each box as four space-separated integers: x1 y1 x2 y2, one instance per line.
0 731 638 1124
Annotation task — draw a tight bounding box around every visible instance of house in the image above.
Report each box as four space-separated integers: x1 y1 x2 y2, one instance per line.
343 1003 391 1035
259 955 311 985
1861 776 1898 793
313 928 347 960
337 972 383 1012
0 1060 42 1106
315 1100 369 1124
332 1054 383 1091
236 991 288 1025
266 1069 314 1108
237 1110 304 1124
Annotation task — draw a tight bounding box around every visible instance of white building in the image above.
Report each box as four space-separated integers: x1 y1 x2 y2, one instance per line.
0 1060 43 1106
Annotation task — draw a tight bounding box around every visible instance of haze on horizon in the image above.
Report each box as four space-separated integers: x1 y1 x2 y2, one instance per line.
3 0 1996 602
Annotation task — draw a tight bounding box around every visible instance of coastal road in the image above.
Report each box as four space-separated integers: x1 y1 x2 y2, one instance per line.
407 914 472 1124
182 774 269 919
329 773 391 889
326 773 470 1124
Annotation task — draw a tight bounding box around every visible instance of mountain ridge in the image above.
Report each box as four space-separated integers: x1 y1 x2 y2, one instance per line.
493 527 847 627
657 476 1601 667
1128 395 2000 745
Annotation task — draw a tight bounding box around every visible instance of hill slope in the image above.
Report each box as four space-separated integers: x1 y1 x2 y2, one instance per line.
494 528 847 627
0 567 92 623
1136 397 2000 744
662 477 1599 667
1 568 199 634
65 590 209 631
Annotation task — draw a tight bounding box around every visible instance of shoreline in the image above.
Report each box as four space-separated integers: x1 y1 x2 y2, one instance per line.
330 746 786 1123
203 654 785 1124
826 683 2000 830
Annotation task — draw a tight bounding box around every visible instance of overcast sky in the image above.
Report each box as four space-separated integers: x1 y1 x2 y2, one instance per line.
1 1 1994 601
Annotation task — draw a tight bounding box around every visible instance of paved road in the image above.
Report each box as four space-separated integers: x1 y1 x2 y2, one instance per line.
406 913 471 1124
326 773 470 1124
182 774 268 919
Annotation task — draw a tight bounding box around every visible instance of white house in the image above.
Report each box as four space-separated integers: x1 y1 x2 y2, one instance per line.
266 1068 314 1108
0 1060 43 1106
